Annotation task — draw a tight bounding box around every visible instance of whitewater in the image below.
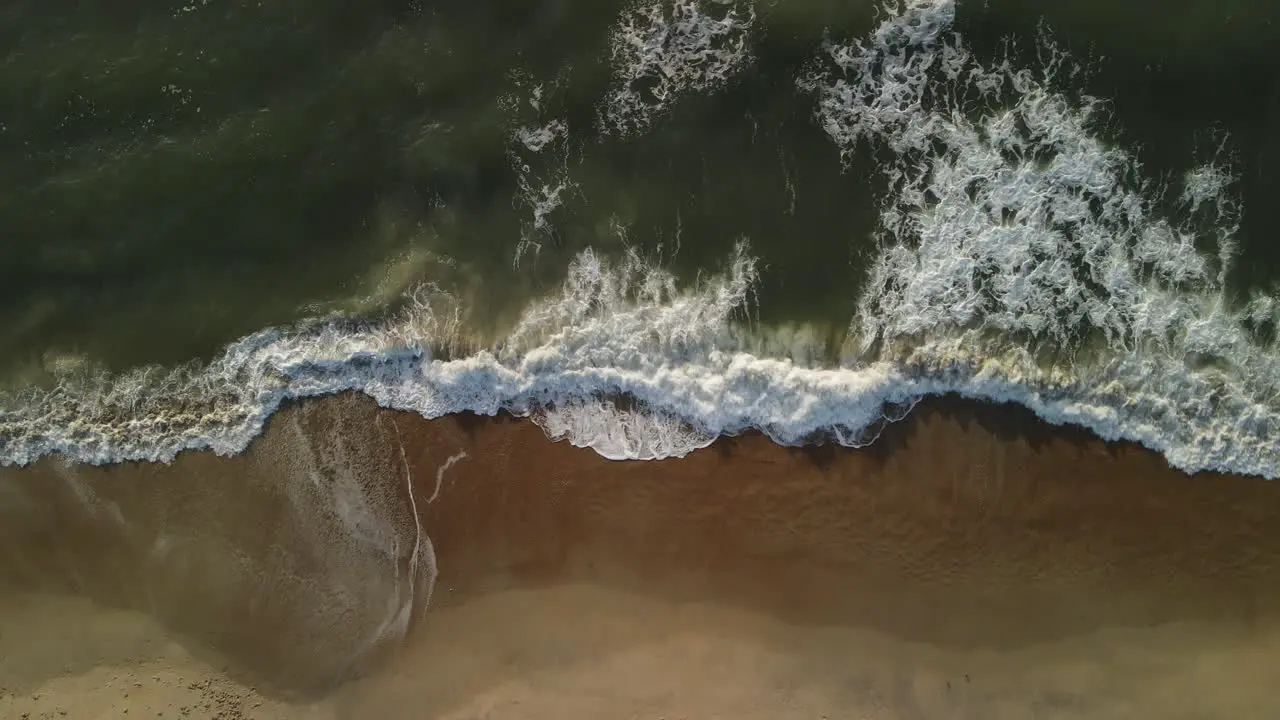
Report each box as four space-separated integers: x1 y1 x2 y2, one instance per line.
2 0 1279 478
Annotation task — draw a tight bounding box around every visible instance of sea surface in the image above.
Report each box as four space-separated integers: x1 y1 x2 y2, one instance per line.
4 0 1280 478
2 0 1279 476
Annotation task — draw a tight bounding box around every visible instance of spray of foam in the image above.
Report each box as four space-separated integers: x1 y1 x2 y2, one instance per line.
0 232 1275 475
599 0 756 136
503 71 579 269
511 116 576 269
806 0 1242 354
797 0 1280 474
1 0 1278 477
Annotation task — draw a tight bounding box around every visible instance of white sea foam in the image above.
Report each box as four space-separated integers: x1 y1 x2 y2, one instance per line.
599 0 756 136
798 0 1280 474
1 0 1278 478
511 118 577 268
507 75 577 269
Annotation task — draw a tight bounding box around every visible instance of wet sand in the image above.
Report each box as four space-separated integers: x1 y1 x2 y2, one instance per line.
2 393 1279 718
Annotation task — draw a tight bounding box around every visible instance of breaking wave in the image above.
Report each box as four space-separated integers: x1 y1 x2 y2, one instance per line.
2 0 1278 478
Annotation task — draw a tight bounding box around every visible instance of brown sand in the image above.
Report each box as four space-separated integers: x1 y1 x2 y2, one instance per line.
2 392 1280 718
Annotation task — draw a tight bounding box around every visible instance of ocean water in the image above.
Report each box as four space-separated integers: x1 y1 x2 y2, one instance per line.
2 0 1279 476
7 3 1280 712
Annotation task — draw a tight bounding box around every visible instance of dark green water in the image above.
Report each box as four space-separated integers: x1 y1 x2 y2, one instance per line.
3 0 1276 377
2 0 1280 479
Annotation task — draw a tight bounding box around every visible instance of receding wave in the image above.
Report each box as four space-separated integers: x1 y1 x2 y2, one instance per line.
2 0 1278 479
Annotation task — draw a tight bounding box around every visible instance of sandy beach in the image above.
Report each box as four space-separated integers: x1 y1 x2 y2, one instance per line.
3 393 1280 718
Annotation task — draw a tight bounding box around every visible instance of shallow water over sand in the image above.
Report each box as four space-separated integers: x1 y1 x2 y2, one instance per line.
3 394 1279 717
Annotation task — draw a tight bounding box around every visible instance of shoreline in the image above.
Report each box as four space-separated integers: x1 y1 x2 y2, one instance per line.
5 333 1276 479
2 392 1279 716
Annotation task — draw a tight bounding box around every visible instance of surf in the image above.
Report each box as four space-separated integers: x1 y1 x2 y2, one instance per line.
2 0 1277 479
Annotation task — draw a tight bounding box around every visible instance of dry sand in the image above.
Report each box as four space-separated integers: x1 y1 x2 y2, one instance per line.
2 393 1279 718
